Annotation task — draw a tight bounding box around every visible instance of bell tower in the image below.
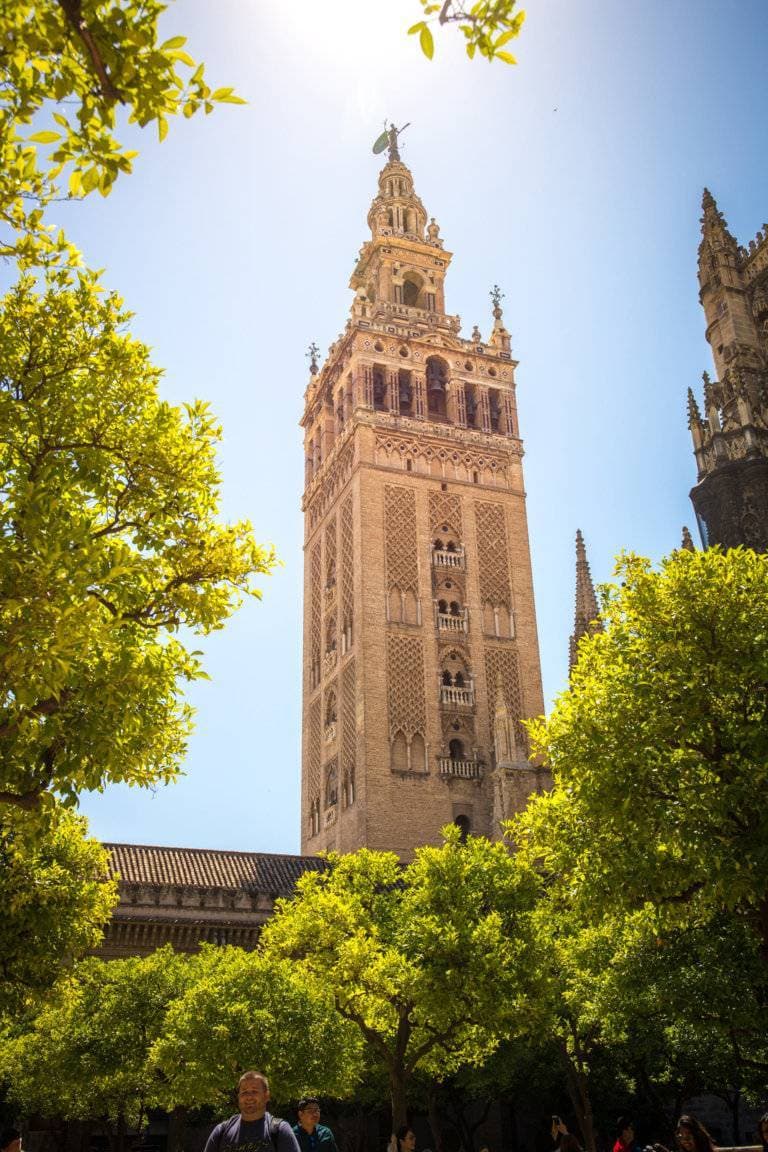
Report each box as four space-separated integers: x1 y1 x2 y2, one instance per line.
300 134 544 858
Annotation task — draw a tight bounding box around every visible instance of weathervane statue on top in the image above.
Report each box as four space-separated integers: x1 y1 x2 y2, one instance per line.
372 120 411 163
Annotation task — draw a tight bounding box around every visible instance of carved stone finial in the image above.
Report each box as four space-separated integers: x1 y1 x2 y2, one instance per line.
471 325 482 343
306 342 320 375
681 526 695 552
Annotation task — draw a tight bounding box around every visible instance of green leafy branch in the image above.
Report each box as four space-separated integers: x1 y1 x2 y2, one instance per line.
408 0 526 63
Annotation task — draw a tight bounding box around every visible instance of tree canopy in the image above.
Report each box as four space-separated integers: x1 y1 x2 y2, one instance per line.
261 831 540 1130
0 271 275 815
1 0 244 267
516 547 768 955
152 946 362 1109
0 804 116 1019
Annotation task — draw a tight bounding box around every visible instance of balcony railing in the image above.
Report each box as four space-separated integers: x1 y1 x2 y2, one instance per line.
439 757 483 780
437 610 468 633
439 685 474 707
432 548 465 569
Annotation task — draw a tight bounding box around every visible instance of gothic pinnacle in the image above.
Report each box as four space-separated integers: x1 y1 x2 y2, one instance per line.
687 386 702 429
569 530 602 673
681 526 695 551
306 342 320 376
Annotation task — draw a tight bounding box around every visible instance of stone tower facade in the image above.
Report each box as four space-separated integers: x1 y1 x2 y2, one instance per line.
300 141 545 858
687 191 768 549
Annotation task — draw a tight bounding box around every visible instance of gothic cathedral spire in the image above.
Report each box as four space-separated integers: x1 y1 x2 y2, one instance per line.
300 148 545 857
568 530 601 673
687 190 768 550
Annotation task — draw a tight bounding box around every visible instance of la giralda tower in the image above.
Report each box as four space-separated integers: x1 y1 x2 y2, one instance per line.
300 130 546 859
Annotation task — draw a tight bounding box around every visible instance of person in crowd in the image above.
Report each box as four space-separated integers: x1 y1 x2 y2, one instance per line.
551 1118 581 1152
613 1117 642 1152
392 1126 417 1152
674 1115 717 1152
758 1113 768 1152
1 1131 21 1152
204 1070 300 1152
292 1098 338 1152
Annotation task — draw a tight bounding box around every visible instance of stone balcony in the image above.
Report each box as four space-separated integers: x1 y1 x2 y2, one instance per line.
438 757 483 780
437 609 468 634
439 685 474 707
432 548 465 570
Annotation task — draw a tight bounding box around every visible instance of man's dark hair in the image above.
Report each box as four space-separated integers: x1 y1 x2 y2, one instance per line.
1 1131 21 1151
616 1119 635 1136
297 1098 320 1112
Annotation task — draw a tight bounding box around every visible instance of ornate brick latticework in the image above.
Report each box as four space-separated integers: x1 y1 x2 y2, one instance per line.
687 190 768 550
340 495 354 642
385 484 419 592
301 141 544 857
484 646 524 750
325 515 337 591
341 658 356 788
310 543 321 688
475 501 512 608
429 490 463 538
307 697 321 807
386 634 426 739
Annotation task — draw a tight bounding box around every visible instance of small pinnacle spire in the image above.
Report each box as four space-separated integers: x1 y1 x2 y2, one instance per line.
306 342 320 375
681 526 695 551
687 386 702 428
490 283 504 320
569 530 602 673
702 187 717 212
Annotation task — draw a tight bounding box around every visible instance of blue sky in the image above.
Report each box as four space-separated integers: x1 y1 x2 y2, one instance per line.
68 0 768 853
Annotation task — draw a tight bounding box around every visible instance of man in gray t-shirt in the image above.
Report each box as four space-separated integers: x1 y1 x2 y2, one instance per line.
204 1071 299 1152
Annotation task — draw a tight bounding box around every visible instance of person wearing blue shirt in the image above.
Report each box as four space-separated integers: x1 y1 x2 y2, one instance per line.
292 1098 338 1152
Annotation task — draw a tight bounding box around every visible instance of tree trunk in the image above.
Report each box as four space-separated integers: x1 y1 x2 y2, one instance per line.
427 1083 445 1152
558 1041 596 1152
167 1106 188 1152
390 1066 409 1135
115 1112 127 1152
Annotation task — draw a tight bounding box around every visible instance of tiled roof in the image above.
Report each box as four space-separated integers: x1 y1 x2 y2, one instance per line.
105 842 326 895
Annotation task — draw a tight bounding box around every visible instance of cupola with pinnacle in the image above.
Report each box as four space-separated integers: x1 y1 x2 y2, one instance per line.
350 148 451 318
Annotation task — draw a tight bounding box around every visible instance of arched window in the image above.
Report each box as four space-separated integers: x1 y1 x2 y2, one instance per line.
449 738 465 760
426 356 448 419
373 365 387 411
325 763 338 807
411 732 426 771
489 388 501 431
434 538 444 551
325 689 337 726
454 814 470 843
398 369 413 414
454 671 465 688
438 599 448 614
442 669 452 686
392 731 408 771
403 279 420 307
449 600 461 616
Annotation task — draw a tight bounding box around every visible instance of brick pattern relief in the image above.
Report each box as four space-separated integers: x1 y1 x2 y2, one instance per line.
484 646 525 750
429 490 463 538
325 515 338 590
341 658 356 779
341 495 354 635
386 634 426 739
310 542 321 685
307 697 321 803
385 484 419 593
475 501 511 608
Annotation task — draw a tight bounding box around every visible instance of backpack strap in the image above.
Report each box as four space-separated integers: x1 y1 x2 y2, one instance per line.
269 1116 282 1150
